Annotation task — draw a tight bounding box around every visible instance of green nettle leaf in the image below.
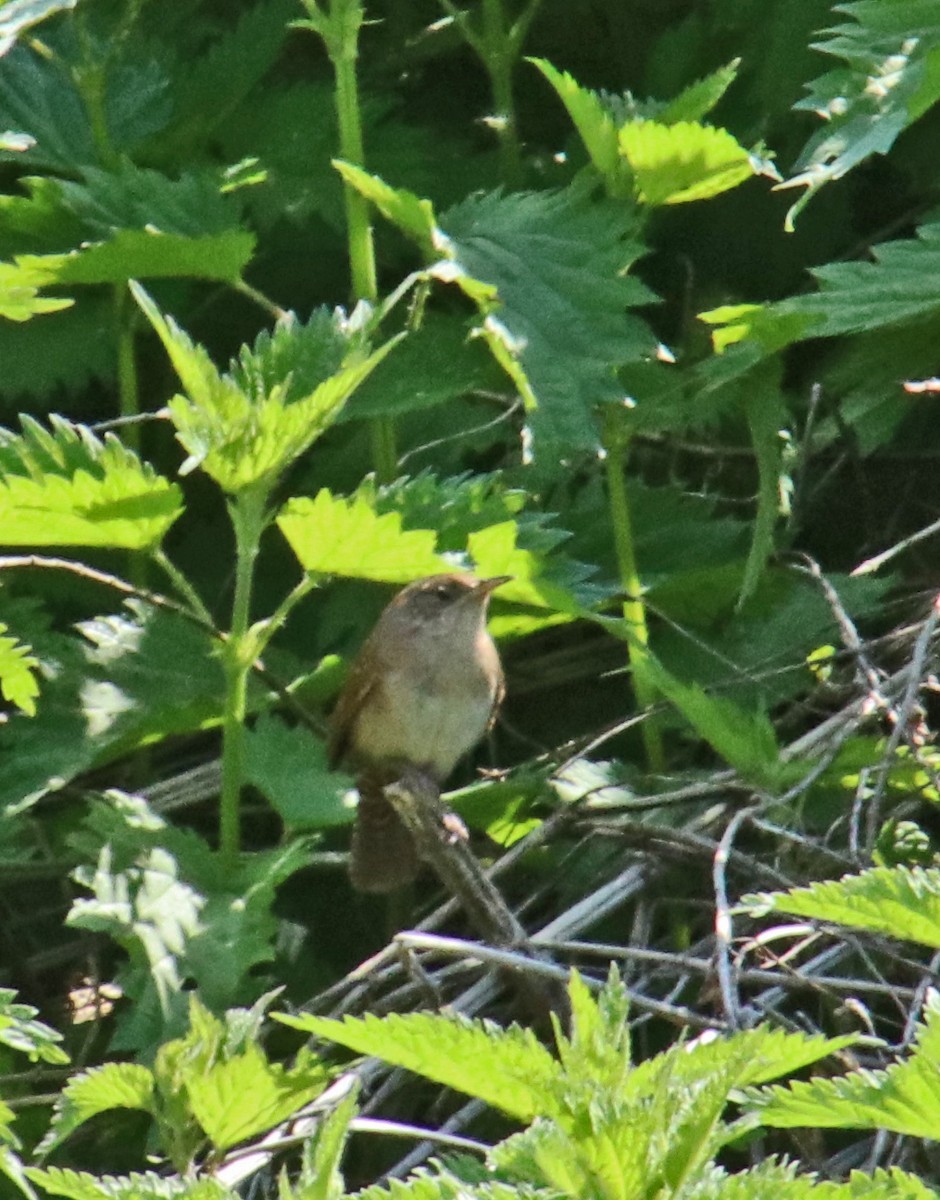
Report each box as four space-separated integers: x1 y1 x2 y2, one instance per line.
527 59 622 183
743 996 940 1141
12 165 257 286
0 45 97 171
277 488 451 582
339 311 501 421
618 120 758 205
39 1062 155 1155
58 166 246 239
708 218 940 361
0 414 183 548
465 521 584 615
658 60 741 124
0 624 39 715
0 258 71 320
530 57 750 202
25 1168 234 1200
743 864 940 948
19 229 255 286
336 165 658 453
437 187 656 450
784 1 940 226
276 1010 563 1123
244 713 352 829
133 285 399 493
186 1043 331 1151
286 1083 358 1200
687 1162 934 1200
159 0 296 156
642 655 784 786
0 987 68 1064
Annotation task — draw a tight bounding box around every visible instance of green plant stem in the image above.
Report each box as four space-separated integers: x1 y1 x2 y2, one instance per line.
114 287 140 449
334 37 377 303
315 0 397 481
481 0 522 187
219 489 267 867
151 548 214 626
254 573 319 657
603 408 664 772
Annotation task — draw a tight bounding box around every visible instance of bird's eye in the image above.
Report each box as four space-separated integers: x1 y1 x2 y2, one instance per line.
435 583 453 601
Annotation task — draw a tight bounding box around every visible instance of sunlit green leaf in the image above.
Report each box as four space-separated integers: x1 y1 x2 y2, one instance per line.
187 1044 330 1151
0 258 71 320
618 120 758 205
276 1009 562 1123
0 987 68 1063
39 1062 155 1155
744 864 940 948
0 624 39 715
277 488 450 581
134 285 399 493
0 414 183 548
744 995 940 1140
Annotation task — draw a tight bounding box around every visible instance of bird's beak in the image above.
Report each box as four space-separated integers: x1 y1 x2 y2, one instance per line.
475 574 512 597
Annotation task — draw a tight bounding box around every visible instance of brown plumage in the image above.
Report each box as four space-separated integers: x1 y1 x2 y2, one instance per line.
329 572 507 892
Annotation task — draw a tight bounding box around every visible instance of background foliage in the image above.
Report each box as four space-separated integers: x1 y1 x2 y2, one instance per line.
3 0 940 1195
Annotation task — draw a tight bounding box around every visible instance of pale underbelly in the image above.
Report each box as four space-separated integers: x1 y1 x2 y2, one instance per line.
352 671 495 781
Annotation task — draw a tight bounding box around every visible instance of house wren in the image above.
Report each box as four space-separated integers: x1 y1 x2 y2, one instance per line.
328 572 509 893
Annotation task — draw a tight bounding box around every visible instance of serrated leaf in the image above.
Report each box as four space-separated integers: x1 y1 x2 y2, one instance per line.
527 59 622 183
743 864 940 948
0 414 183 548
0 624 39 715
784 2 940 225
161 0 295 157
658 60 741 124
186 1043 330 1151
134 286 399 493
642 654 782 786
0 987 68 1063
25 1168 232 1200
466 521 583 615
244 714 351 829
618 120 757 205
438 188 657 451
744 995 940 1140
777 219 940 339
276 1010 562 1122
277 488 451 582
339 312 501 421
20 230 255 286
333 161 437 256
0 45 97 170
0 258 71 320
339 172 657 454
39 1062 154 1155
59 165 244 239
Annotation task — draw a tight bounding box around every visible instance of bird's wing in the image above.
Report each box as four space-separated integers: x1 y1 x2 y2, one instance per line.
327 647 379 770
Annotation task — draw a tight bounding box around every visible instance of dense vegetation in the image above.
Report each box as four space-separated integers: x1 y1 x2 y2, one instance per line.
3 0 940 1196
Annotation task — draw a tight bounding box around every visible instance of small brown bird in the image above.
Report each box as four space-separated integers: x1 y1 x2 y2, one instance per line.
328 572 509 892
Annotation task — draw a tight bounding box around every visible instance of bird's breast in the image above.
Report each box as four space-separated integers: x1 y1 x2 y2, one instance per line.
352 634 500 780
